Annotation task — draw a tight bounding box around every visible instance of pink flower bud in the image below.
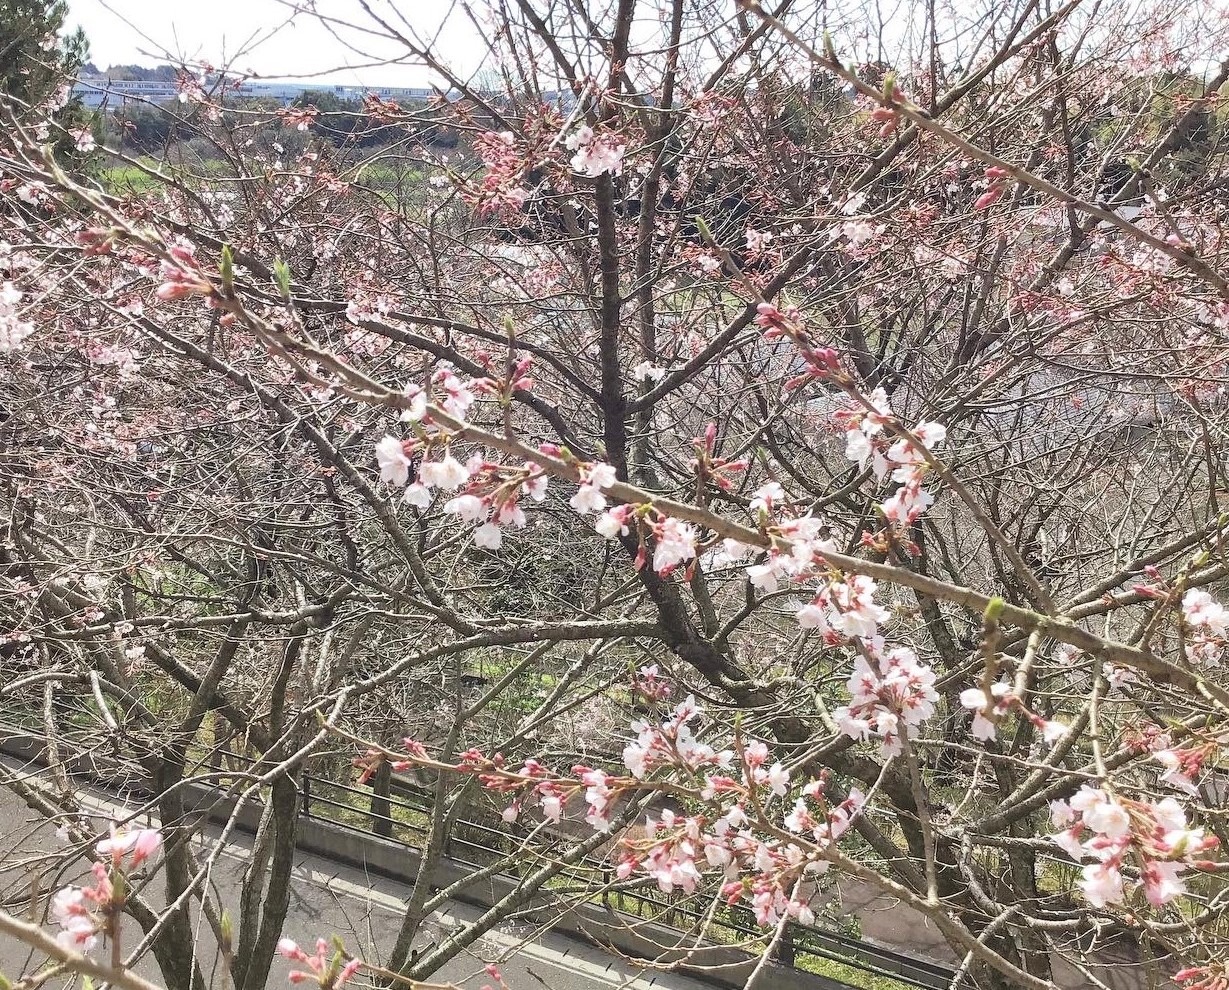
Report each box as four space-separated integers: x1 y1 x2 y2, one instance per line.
1133 583 1167 599
974 184 1007 210
277 938 305 961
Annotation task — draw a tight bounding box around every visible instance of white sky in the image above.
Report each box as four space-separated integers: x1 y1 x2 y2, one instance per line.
64 0 488 86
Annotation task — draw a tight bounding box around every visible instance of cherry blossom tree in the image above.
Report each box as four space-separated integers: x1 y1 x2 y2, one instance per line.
4 1 1229 989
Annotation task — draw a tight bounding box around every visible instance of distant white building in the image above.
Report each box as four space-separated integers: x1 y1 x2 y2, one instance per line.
75 78 179 108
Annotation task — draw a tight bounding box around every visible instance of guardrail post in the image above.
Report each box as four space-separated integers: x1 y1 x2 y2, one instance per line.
301 775 312 817
774 921 797 967
371 760 393 837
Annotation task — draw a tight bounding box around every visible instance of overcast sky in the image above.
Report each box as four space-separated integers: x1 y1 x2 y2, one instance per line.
64 0 487 85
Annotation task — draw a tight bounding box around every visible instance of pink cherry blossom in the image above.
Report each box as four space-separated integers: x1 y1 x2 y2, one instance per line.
1155 747 1207 797
566 125 626 177
833 647 938 757
473 523 503 548
1083 800 1131 839
418 453 470 490
0 282 34 353
570 484 607 514
595 504 633 538
51 886 98 953
1142 860 1187 906
632 360 667 382
1080 862 1124 907
97 826 163 867
375 435 414 487
959 682 1013 741
651 517 698 574
277 936 363 988
443 493 487 522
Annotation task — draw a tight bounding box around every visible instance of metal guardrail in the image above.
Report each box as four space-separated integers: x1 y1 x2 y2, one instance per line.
0 720 956 990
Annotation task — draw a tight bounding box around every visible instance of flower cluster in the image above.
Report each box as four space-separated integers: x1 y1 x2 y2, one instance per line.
633 663 673 702
277 936 362 988
753 302 841 382
464 130 530 219
831 645 939 757
482 755 569 827
1175 963 1229 990
277 106 319 131
839 388 946 526
687 422 750 495
378 429 553 547
1155 744 1212 797
376 435 466 495
743 516 835 594
745 228 774 255
974 165 1013 210
482 962 510 990
566 125 626 177
51 825 163 953
0 281 34 353
837 219 884 254
617 742 860 926
632 360 667 382
154 242 213 302
392 689 860 931
10 179 50 207
570 461 618 513
623 694 733 779
1050 786 1217 908
959 679 1065 744
441 459 548 549
374 369 486 501
594 503 699 575
429 365 479 420
648 515 700 574
71 127 96 153
1181 588 1229 662
582 462 698 574
51 864 113 953
797 574 889 642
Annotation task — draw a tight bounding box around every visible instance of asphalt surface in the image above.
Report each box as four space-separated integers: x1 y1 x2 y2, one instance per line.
0 760 718 990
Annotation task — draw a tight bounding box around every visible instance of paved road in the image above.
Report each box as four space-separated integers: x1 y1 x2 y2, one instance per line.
0 763 717 990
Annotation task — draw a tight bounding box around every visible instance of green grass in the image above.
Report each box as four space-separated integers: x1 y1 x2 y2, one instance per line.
350 163 426 187
98 164 163 193
795 953 918 990
308 777 432 836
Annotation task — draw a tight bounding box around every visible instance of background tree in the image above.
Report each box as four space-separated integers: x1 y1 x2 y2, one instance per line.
0 0 86 105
